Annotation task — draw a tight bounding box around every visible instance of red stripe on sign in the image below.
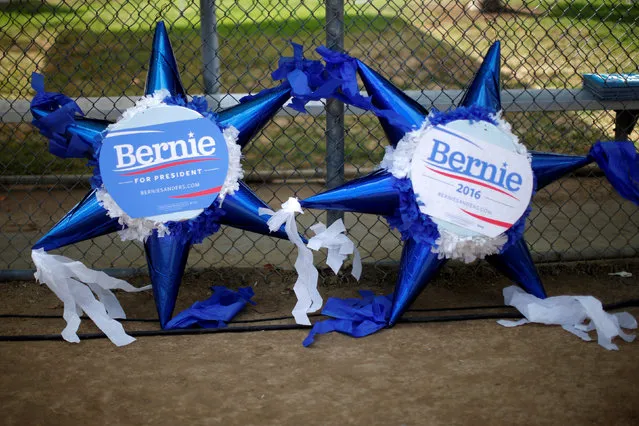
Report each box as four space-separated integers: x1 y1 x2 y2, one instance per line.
461 209 513 228
120 157 218 176
169 186 222 199
426 166 519 201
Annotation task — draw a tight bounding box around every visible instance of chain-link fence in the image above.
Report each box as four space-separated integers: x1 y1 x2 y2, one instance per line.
2 0 639 279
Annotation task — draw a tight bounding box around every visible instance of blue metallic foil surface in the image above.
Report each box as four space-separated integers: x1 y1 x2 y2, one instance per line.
389 238 447 326
487 237 547 299
144 21 186 98
144 230 192 327
219 181 290 240
33 189 121 251
301 169 399 216
356 59 428 147
217 85 291 149
531 151 592 191
459 41 502 113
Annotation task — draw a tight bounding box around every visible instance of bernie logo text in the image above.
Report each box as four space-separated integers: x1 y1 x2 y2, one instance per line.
425 139 523 200
112 131 218 176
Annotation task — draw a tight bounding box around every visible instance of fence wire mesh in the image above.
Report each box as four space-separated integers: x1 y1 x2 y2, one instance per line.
1 0 639 279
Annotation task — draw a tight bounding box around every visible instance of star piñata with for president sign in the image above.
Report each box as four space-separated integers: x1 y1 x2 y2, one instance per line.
28 22 331 346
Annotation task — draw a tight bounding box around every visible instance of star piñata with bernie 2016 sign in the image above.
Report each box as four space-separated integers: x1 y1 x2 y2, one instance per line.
297 42 639 349
29 22 328 346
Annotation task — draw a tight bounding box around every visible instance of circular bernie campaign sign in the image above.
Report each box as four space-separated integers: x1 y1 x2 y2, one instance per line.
99 104 230 222
410 120 533 238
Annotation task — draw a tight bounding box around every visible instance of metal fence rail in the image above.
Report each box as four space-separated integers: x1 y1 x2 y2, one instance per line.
2 0 639 279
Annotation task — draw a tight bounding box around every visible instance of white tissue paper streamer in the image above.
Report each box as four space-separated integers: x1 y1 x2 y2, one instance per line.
32 248 151 346
609 271 633 278
379 114 530 263
259 198 322 325
497 285 637 350
307 219 362 280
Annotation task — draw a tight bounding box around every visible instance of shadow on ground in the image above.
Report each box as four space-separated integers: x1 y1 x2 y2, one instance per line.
39 13 480 96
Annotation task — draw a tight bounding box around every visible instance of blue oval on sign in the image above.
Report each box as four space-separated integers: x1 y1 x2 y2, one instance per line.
99 105 229 220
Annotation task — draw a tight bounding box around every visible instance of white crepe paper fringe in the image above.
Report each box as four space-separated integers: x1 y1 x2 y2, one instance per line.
259 198 322 325
96 188 169 242
380 119 429 179
498 285 637 350
218 126 243 204
98 99 243 240
32 248 151 346
492 111 529 157
432 229 507 263
307 219 362 280
380 114 531 263
106 89 171 131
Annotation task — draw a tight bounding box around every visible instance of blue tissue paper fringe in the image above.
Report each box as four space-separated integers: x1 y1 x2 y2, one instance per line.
260 41 339 113
166 207 226 245
385 177 440 246
589 141 639 206
314 46 408 128
271 45 406 125
303 291 393 346
166 286 256 329
164 94 217 122
427 105 498 127
30 73 96 159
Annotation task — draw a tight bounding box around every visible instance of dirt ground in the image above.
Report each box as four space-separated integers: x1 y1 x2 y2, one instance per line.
1 260 639 425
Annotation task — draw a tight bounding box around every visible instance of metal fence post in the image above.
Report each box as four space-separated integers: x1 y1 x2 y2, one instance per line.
200 0 220 96
325 0 345 225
